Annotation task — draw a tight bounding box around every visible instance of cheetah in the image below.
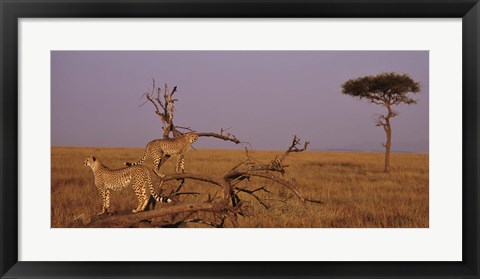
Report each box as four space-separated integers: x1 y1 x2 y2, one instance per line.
125 133 199 177
84 156 172 215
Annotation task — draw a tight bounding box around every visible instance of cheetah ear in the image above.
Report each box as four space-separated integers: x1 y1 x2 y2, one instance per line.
92 156 96 161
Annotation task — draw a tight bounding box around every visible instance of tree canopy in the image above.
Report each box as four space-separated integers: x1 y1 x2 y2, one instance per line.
341 72 420 105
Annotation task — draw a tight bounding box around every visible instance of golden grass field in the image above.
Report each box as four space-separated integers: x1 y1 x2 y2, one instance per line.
51 146 428 228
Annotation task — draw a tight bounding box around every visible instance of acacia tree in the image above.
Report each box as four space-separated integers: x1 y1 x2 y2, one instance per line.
341 72 420 172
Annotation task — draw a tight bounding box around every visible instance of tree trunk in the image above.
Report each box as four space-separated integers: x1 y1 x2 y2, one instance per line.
162 128 170 139
384 134 391 172
384 112 392 173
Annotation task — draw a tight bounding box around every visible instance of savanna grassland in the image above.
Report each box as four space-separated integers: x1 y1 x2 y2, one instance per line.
51 146 428 228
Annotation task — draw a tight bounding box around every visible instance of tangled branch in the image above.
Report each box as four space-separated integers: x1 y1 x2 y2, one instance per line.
79 136 322 228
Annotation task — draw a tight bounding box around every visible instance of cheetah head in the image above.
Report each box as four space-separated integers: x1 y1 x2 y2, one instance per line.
188 133 199 143
84 156 97 167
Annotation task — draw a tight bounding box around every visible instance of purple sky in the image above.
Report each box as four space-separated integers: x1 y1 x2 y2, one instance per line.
51 51 428 152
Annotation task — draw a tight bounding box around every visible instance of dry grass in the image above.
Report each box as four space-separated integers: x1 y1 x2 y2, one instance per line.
51 146 428 228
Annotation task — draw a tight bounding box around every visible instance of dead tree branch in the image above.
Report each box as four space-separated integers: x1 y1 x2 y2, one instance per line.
236 186 271 209
220 135 311 208
278 135 310 163
85 202 239 228
305 198 326 204
196 131 241 144
78 136 322 228
163 215 227 228
141 81 241 145
142 79 182 138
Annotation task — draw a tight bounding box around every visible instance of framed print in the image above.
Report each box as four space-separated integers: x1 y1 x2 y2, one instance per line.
1 0 479 278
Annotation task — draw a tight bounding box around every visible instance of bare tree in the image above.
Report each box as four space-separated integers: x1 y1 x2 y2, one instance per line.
75 82 323 228
142 79 240 143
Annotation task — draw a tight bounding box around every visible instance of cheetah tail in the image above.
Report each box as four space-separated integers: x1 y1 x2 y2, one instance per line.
150 189 172 204
148 176 172 204
124 147 148 167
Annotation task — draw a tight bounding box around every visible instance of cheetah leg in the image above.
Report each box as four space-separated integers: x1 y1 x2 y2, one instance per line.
139 183 149 212
152 152 166 178
153 153 170 178
176 154 185 174
139 182 150 212
97 189 107 215
139 197 149 212
132 181 148 213
104 190 111 215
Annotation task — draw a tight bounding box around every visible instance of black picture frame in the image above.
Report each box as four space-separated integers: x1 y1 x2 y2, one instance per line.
1 0 478 278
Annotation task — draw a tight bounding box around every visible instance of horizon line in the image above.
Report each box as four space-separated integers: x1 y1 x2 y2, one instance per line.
51 145 429 154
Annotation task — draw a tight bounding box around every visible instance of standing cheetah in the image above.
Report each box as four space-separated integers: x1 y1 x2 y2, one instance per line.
125 133 199 177
84 156 171 215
